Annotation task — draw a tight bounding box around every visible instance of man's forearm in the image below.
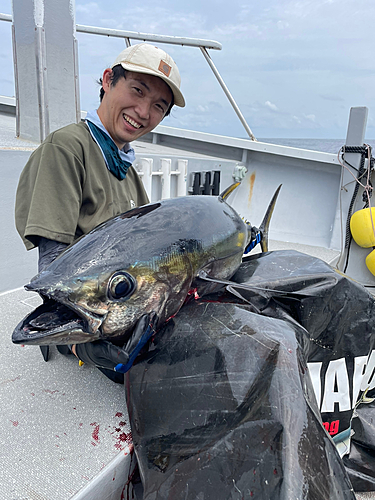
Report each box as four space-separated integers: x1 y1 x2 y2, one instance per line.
38 237 69 272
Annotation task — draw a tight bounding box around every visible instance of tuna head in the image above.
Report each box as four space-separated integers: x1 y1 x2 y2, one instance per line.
12 196 249 346
13 253 193 346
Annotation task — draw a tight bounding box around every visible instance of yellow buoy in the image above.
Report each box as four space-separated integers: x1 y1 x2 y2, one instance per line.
366 249 375 276
350 208 375 248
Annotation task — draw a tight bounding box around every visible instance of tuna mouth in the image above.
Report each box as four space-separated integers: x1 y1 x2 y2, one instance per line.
12 299 104 345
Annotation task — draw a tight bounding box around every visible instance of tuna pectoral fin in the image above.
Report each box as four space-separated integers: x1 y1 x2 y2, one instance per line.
40 346 50 362
114 313 158 374
259 184 282 252
198 269 270 301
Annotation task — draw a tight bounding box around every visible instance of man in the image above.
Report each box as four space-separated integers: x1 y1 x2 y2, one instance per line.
15 43 185 379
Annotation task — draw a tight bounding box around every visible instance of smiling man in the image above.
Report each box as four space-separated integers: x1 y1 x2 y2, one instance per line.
99 69 172 145
16 43 184 265
15 43 185 371
97 43 184 149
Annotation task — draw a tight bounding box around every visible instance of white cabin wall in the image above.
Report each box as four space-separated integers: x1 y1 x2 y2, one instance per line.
141 126 342 250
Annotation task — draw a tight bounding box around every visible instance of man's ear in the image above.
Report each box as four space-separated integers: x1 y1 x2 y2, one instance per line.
101 68 113 94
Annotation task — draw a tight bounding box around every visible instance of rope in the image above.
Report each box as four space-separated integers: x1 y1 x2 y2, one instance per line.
343 149 366 249
337 145 374 272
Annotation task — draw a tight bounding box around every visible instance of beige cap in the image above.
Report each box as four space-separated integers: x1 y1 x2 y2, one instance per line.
111 43 185 108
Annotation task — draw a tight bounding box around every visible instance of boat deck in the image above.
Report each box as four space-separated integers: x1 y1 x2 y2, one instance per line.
0 287 131 499
2 257 374 500
0 112 373 499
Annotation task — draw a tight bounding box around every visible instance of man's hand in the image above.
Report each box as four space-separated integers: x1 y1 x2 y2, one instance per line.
74 313 158 374
74 339 130 371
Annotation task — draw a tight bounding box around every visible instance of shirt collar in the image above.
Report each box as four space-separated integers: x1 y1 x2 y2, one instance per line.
85 109 135 162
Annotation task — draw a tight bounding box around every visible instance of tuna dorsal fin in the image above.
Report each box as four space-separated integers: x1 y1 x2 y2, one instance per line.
259 184 282 252
219 182 241 201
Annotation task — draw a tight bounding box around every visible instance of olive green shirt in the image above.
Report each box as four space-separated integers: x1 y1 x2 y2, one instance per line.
15 121 149 250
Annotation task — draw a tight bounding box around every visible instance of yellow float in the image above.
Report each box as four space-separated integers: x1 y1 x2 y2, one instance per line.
366 249 375 276
350 208 375 275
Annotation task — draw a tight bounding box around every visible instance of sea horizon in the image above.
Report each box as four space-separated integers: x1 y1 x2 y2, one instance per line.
257 138 375 155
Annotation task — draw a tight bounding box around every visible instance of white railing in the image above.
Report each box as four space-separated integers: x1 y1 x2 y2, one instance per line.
75 24 222 50
135 157 188 201
0 12 256 141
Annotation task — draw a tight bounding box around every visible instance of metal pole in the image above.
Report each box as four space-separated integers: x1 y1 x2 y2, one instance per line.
0 13 11 21
76 24 222 50
200 47 256 141
35 25 50 141
11 23 20 138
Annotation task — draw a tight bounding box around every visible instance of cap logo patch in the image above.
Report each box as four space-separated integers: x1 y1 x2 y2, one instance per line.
158 60 171 77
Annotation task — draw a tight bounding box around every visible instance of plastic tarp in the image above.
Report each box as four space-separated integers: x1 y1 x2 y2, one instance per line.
125 250 375 499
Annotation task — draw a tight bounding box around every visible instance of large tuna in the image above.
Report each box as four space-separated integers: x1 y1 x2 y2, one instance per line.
12 184 280 346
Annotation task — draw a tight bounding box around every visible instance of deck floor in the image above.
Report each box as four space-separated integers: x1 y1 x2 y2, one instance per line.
1 277 374 499
0 112 374 498
0 287 131 499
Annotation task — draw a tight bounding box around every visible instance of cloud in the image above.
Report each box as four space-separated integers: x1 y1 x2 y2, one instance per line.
76 2 102 17
196 102 222 114
77 4 206 35
265 101 278 111
0 0 372 139
320 94 345 102
277 20 290 30
167 100 225 132
73 0 375 138
241 100 321 133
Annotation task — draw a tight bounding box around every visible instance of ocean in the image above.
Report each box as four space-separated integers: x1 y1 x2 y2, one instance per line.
258 138 375 155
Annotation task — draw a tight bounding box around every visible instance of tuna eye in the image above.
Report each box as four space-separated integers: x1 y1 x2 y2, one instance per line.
108 273 136 300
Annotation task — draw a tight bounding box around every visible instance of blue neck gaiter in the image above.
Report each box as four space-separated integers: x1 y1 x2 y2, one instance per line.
86 120 132 181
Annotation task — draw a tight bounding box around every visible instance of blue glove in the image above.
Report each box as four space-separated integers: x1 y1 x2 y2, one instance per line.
244 226 262 254
74 313 158 374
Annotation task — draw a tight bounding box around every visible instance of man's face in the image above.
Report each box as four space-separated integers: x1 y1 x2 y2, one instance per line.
98 69 173 149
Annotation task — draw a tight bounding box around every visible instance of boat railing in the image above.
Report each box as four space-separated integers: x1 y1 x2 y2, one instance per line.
0 12 256 140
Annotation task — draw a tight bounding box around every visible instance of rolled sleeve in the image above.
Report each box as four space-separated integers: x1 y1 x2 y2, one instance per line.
15 141 85 249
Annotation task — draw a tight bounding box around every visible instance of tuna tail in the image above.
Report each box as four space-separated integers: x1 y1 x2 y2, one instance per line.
259 184 282 252
243 184 282 254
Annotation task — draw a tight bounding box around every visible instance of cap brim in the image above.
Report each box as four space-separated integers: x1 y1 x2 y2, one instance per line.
119 62 185 108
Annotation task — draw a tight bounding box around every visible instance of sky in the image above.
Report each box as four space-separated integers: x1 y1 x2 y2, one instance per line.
0 0 374 139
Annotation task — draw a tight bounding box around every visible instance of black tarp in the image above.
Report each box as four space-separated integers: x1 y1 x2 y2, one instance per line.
125 250 375 498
